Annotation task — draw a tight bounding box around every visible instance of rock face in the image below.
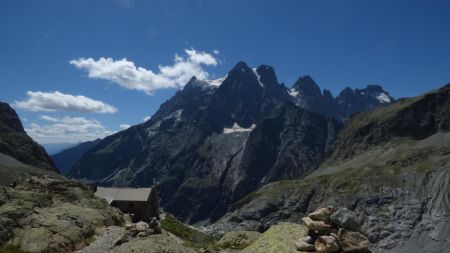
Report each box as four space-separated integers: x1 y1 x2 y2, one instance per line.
211 84 450 253
51 139 101 175
0 102 57 172
68 62 370 224
0 176 123 252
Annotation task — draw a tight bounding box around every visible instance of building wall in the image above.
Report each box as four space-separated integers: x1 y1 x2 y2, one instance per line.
111 200 157 222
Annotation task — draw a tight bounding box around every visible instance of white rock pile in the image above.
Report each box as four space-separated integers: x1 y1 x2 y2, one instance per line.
296 207 370 253
113 217 162 246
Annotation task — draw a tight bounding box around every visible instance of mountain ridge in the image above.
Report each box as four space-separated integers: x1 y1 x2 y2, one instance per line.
0 102 58 172
68 62 393 224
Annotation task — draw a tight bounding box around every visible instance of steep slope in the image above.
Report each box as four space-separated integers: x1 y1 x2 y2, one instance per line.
213 84 450 253
163 103 341 222
51 139 101 175
0 102 57 172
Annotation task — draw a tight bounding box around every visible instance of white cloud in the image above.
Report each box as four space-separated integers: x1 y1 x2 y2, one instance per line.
119 124 131 129
39 115 59 122
14 91 118 113
26 115 115 144
70 48 219 94
213 49 220 55
143 116 151 122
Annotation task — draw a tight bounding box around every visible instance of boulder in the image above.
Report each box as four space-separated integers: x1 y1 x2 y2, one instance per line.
149 217 162 234
125 223 135 230
330 207 361 232
296 241 315 251
135 221 149 231
315 235 340 253
123 214 132 224
216 230 261 250
338 228 369 252
302 216 331 234
308 207 334 222
242 222 309 253
299 235 314 244
137 231 148 237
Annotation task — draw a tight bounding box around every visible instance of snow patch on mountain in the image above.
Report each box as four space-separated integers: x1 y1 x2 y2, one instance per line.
376 92 392 103
252 68 264 87
205 75 227 87
288 88 299 98
191 75 227 90
223 123 256 134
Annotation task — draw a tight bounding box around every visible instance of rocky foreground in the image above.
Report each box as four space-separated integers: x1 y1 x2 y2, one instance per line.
0 175 123 252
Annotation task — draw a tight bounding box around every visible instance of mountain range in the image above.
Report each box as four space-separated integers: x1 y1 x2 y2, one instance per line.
0 61 449 252
67 62 393 223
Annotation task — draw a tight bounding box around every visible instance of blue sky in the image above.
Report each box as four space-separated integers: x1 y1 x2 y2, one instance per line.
1 0 450 144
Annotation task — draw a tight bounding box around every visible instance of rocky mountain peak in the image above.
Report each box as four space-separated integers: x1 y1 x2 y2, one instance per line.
323 89 334 102
230 61 252 74
292 75 322 97
255 65 278 86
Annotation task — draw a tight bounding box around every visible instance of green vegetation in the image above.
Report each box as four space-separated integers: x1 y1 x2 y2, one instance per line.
214 230 260 250
160 213 216 249
0 247 27 253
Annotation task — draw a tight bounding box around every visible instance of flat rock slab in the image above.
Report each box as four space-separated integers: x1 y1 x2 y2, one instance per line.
112 233 195 253
242 222 309 253
76 226 125 253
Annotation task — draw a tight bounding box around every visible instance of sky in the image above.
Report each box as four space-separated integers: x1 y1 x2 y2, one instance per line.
1 0 450 145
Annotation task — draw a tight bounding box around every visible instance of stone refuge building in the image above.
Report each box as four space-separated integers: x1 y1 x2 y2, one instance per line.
95 187 158 222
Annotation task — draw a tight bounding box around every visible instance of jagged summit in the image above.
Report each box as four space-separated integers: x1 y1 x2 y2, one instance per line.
292 75 322 97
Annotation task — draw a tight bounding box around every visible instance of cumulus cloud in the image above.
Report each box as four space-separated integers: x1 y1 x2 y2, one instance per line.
70 48 219 94
26 115 115 144
14 91 118 113
119 124 131 129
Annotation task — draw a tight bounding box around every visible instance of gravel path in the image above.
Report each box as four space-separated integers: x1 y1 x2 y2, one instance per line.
76 226 125 253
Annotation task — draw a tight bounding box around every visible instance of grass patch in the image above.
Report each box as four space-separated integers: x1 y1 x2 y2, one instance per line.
160 213 216 249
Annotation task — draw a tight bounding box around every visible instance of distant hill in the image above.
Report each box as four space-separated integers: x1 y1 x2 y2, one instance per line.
43 142 77 155
0 102 57 172
51 139 101 175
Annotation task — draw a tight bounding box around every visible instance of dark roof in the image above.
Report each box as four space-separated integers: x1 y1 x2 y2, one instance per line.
95 187 152 203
